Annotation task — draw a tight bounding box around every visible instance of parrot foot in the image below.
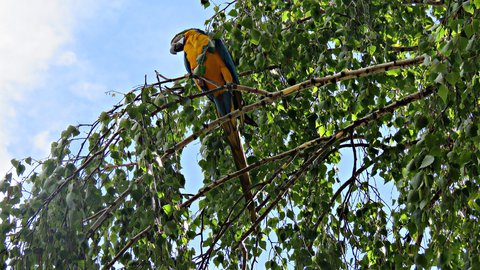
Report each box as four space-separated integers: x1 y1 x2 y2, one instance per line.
225 82 236 91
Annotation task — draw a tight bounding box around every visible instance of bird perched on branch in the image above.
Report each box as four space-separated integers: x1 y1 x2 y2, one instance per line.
170 28 257 222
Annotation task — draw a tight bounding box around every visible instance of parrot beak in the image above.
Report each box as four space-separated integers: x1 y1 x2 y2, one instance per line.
170 36 184 55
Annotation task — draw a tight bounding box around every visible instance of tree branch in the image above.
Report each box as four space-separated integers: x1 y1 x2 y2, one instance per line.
403 0 444 5
73 57 429 262
179 136 330 209
234 85 436 246
391 45 419 52
160 56 425 163
103 225 152 270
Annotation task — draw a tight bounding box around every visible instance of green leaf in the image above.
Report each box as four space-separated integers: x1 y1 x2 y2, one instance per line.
250 29 261 45
419 155 435 169
125 92 135 103
10 159 19 168
228 9 237 17
445 72 459 85
464 121 478 137
411 172 423 189
10 159 25 176
66 191 76 209
438 85 448 104
193 65 206 76
415 114 429 130
440 40 452 56
434 73 444 84
385 69 401 76
99 111 109 122
241 16 253 29
474 0 480 9
463 2 475 14
162 204 174 217
408 189 420 204
431 61 447 74
201 0 210 8
464 23 474 38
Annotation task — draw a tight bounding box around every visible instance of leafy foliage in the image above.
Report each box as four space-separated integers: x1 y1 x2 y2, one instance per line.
2 0 480 269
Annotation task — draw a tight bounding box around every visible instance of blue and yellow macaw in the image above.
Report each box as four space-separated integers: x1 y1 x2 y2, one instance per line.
170 28 257 221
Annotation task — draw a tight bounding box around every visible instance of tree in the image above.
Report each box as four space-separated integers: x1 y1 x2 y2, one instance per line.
2 0 480 269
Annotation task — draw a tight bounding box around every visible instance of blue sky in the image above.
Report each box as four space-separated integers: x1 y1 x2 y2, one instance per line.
0 0 212 178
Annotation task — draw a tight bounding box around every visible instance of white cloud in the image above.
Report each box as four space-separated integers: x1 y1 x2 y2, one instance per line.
56 51 78 66
70 81 107 101
0 0 135 178
33 131 53 157
0 1 73 88
0 1 83 176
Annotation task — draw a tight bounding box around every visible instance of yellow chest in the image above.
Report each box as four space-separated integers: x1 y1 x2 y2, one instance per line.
184 32 230 91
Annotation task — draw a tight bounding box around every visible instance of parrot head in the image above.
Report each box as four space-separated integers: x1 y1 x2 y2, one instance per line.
170 28 207 54
170 33 185 54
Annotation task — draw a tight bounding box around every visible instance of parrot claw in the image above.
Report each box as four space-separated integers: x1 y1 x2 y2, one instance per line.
225 82 236 91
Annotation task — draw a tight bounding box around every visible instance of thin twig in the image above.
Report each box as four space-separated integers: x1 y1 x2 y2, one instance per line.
235 85 436 246
180 136 329 209
103 225 152 270
404 0 444 5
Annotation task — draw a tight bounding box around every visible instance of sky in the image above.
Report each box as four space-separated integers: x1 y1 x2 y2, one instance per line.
0 0 211 180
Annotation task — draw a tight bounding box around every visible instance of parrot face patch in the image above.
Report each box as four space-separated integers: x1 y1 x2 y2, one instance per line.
170 35 184 54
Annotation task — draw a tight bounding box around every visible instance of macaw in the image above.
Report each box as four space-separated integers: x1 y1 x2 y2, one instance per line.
170 28 257 222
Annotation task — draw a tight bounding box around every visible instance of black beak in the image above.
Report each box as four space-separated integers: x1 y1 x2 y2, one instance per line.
170 36 184 54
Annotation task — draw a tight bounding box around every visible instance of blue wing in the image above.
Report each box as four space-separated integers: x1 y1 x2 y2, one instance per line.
214 39 240 84
214 39 257 126
183 54 192 75
214 38 241 112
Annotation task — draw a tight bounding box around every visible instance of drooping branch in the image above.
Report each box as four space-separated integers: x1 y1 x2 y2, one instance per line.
185 137 366 216
312 153 382 232
24 56 428 253
103 225 153 270
194 140 374 269
27 128 122 228
234 85 436 245
86 176 143 238
86 56 426 237
179 136 330 209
